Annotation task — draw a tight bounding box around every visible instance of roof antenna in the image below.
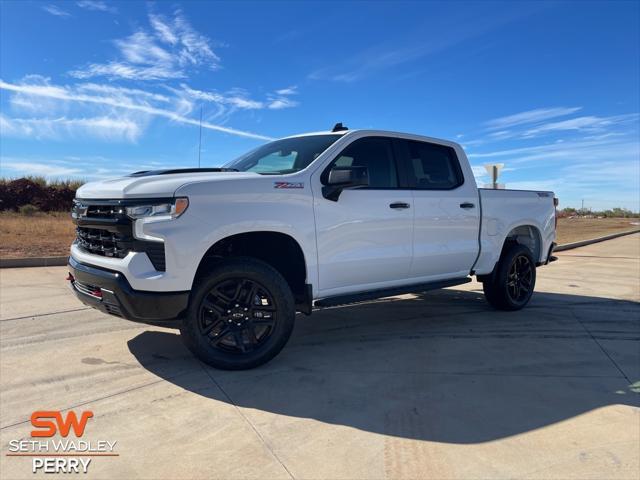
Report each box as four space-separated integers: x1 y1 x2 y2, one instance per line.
198 106 203 168
332 122 348 132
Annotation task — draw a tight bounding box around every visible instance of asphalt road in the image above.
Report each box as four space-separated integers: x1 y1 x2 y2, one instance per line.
1 234 638 479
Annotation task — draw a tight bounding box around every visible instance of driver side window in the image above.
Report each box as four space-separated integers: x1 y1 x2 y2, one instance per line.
331 137 398 188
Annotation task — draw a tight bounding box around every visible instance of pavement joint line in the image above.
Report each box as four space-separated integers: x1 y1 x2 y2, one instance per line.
0 368 199 431
557 255 640 260
0 307 91 322
570 308 633 385
197 361 296 480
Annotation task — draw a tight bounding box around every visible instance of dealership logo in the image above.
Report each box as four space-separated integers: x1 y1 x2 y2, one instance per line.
6 410 117 474
31 411 94 438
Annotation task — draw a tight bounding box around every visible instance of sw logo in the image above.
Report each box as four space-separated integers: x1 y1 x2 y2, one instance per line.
21 410 98 473
31 410 94 438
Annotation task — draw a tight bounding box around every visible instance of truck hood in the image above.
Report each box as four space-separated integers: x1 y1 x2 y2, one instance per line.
76 171 261 199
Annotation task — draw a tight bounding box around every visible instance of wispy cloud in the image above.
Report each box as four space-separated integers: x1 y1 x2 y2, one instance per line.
178 84 299 115
179 85 264 110
275 86 298 96
267 86 299 110
70 11 219 80
484 107 583 130
1 114 142 142
521 114 639 138
267 97 298 110
0 160 82 177
76 1 117 13
150 13 179 44
0 77 274 141
468 136 639 163
76 83 171 104
42 4 71 17
466 107 638 144
0 156 175 179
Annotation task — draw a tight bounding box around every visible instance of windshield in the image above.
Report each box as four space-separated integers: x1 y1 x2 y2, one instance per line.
224 134 343 174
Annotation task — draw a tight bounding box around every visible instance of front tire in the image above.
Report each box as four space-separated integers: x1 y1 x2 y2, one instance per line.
180 257 295 370
482 244 536 311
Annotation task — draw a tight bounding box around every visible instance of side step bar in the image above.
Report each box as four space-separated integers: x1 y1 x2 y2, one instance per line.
314 277 472 308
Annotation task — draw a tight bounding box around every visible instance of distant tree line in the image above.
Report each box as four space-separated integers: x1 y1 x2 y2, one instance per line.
559 207 639 218
0 177 84 213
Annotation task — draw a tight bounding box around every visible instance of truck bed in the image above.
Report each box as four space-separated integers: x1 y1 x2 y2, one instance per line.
473 189 556 275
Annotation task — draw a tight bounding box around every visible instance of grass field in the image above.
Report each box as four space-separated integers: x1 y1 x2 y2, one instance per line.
0 212 638 258
0 212 75 258
556 217 639 244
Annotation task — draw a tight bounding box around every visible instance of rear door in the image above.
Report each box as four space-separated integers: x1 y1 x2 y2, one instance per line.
313 136 413 295
395 138 480 279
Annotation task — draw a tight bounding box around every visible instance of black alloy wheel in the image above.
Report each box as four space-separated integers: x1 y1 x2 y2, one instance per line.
198 278 277 354
181 257 296 370
482 243 536 311
506 254 534 305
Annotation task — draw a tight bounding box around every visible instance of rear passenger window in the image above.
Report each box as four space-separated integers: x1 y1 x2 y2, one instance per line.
403 140 463 190
330 137 398 188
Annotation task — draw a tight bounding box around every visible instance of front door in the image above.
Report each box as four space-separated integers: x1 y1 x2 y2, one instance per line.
313 137 413 296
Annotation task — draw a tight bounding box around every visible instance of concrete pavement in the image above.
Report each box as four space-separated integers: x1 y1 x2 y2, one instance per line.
1 234 638 479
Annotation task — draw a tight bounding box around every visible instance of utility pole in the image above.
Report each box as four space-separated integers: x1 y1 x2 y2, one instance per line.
581 199 584 212
198 106 203 168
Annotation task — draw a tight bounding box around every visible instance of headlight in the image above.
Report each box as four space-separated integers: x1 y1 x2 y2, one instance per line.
126 197 189 220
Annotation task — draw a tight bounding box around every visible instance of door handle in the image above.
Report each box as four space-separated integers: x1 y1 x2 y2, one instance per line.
389 202 410 209
459 202 475 209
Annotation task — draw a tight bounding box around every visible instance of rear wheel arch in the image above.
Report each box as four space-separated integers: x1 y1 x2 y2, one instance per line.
477 224 542 282
501 224 542 262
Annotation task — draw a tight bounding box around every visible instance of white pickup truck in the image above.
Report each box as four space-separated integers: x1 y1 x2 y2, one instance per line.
68 125 557 369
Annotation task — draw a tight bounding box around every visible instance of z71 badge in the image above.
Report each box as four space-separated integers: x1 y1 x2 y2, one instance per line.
274 182 304 189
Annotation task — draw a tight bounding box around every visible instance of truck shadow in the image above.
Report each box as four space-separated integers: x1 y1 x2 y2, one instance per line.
127 288 639 444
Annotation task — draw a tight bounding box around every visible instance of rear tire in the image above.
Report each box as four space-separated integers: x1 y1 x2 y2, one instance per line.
482 244 536 311
180 257 295 370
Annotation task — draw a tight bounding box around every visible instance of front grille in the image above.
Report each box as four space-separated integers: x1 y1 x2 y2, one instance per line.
76 227 131 258
85 205 126 218
73 200 166 271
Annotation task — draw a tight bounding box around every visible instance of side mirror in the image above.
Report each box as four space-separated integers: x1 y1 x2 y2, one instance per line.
322 166 369 201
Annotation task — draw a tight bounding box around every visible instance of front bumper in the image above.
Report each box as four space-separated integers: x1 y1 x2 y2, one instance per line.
68 256 189 326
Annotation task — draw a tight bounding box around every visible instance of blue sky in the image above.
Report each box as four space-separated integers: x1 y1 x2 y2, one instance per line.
1 0 638 210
